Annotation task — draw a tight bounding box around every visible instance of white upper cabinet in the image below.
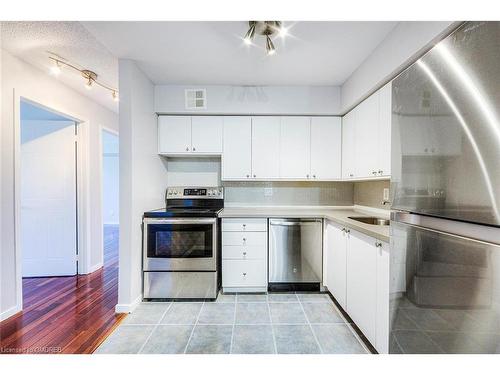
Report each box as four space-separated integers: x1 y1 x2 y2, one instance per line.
342 82 392 179
191 116 223 153
222 117 252 179
158 116 191 153
355 93 380 178
279 117 311 179
251 117 280 179
310 117 341 180
378 83 392 176
158 115 222 155
342 109 356 179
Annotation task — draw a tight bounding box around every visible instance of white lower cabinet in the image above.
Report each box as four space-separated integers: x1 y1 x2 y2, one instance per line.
346 230 378 346
222 218 267 293
324 222 347 310
324 220 389 353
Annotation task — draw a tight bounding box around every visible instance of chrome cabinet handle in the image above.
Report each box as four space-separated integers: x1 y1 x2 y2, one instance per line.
243 252 247 256
372 171 377 175
378 170 383 175
313 175 316 178
346 229 351 234
246 174 250 178
243 272 247 276
242 224 246 230
341 228 346 232
193 147 196 151
375 242 382 247
186 147 189 151
349 173 354 177
253 174 256 178
306 174 310 179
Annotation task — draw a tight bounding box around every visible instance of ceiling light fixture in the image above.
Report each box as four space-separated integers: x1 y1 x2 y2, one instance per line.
243 22 256 45
242 21 285 55
50 60 61 76
266 36 276 55
48 54 118 101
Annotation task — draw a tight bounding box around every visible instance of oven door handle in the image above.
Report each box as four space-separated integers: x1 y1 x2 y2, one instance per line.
144 218 217 225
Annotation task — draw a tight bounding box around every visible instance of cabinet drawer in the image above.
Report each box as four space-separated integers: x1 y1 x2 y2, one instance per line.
222 231 267 247
223 245 266 260
222 259 267 287
222 218 267 232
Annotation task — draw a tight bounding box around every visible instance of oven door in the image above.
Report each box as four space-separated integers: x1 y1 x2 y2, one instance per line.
143 218 217 271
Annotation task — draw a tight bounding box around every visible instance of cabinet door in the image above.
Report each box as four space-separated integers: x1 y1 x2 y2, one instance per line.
376 240 390 354
355 94 380 178
378 83 392 176
311 117 341 180
325 222 347 310
279 117 311 179
158 116 191 153
346 229 377 344
222 117 252 179
342 109 356 179
191 116 223 153
252 117 280 179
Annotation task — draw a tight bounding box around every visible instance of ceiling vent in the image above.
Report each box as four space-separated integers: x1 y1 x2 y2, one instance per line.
185 89 207 110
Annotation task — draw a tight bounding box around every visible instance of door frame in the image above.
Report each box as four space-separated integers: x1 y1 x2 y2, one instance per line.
13 89 92 313
98 125 119 269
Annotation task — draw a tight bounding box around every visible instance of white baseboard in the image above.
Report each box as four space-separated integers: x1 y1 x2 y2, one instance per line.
0 304 21 322
88 262 103 274
115 295 142 314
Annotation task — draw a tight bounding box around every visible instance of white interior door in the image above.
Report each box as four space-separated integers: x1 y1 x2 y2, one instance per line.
21 120 77 277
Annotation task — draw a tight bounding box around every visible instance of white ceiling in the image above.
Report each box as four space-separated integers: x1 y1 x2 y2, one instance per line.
2 21 397 112
82 21 397 86
1 21 119 112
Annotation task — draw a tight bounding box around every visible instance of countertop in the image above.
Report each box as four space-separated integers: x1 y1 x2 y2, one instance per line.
219 206 390 243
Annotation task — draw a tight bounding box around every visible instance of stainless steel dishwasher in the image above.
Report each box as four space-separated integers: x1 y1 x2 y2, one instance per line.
268 218 323 291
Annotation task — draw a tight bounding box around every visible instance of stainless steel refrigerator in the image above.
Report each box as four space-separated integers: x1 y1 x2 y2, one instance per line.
390 21 500 353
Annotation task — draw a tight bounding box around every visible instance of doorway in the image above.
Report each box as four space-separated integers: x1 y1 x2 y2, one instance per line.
20 100 78 277
101 129 119 266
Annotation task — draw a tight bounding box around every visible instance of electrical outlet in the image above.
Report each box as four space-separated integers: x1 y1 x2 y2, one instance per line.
383 188 390 201
264 188 273 197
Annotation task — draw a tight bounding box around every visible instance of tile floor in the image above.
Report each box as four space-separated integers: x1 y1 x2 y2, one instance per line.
390 297 500 354
95 292 369 354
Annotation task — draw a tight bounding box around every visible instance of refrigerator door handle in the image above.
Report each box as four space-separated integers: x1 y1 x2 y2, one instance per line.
391 211 500 246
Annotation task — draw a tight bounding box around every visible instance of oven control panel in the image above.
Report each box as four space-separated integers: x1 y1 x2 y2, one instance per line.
166 186 223 199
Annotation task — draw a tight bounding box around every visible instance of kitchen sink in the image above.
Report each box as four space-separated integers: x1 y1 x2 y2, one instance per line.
348 216 390 226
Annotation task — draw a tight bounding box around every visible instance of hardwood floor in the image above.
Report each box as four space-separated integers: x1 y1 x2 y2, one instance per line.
0 225 125 354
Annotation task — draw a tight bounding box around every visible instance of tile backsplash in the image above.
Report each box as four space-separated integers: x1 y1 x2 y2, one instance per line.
223 181 354 206
353 180 391 210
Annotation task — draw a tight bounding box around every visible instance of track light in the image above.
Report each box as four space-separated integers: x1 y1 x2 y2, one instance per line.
243 21 283 55
266 36 276 56
48 55 118 102
278 24 288 38
243 22 255 45
50 60 61 76
85 78 93 90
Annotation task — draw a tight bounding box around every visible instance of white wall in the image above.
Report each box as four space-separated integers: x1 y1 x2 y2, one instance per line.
1 50 118 321
155 85 341 115
117 60 168 312
102 130 119 225
341 21 457 112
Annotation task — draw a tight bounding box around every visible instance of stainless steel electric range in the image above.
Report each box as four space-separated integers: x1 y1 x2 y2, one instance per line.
142 186 223 300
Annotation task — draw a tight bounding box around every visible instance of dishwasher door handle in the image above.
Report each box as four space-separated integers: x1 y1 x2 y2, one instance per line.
269 219 322 227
